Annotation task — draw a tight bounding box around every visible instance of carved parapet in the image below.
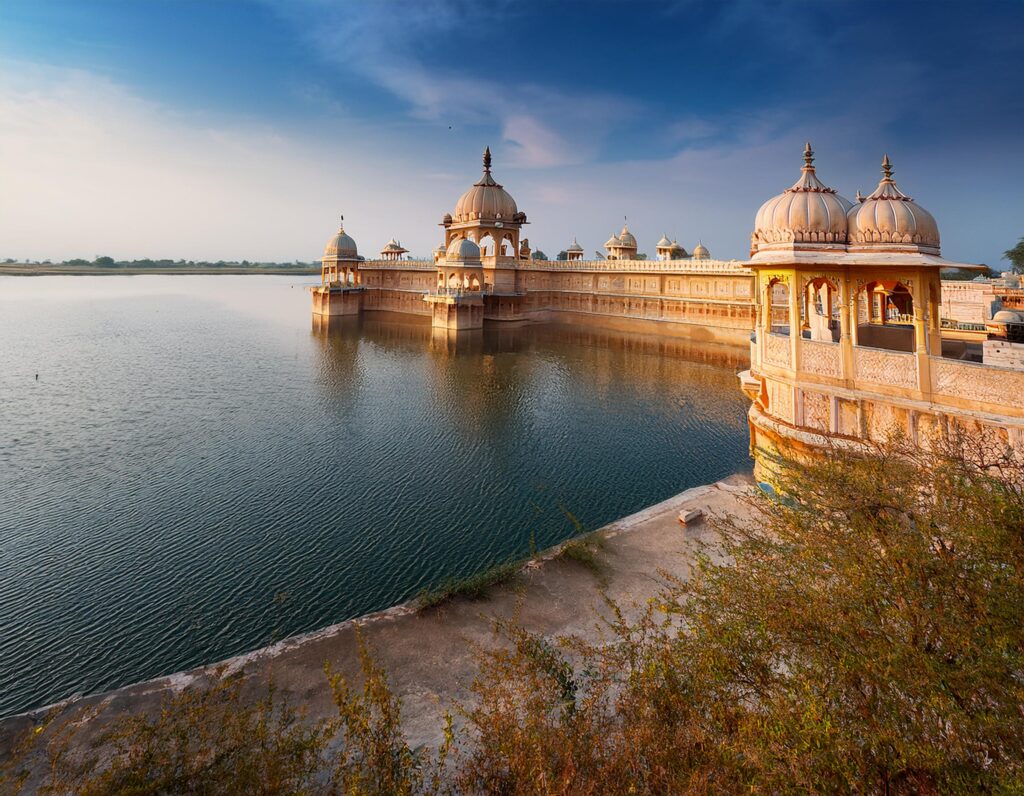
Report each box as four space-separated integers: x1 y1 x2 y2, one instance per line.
932 357 1024 414
853 347 918 390
800 339 842 378
764 333 792 368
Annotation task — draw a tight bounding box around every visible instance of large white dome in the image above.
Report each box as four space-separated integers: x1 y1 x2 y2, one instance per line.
452 147 518 222
847 155 940 254
751 144 853 253
324 220 358 258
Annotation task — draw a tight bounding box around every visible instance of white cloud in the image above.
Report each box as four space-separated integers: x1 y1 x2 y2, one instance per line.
0 61 455 261
1 47 1015 268
264 0 639 170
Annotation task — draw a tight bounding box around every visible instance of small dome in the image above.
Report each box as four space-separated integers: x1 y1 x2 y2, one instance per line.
993 310 1022 323
433 243 446 253
567 237 584 253
692 242 710 259
847 156 940 254
656 234 672 248
324 219 358 258
618 224 637 248
381 238 406 253
446 237 481 261
751 144 853 253
452 147 518 222
604 234 622 248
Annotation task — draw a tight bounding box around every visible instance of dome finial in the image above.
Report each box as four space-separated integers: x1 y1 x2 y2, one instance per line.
881 154 893 181
483 146 492 173
339 213 345 229
803 142 815 169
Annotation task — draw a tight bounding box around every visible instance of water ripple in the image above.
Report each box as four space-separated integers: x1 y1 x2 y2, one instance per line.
0 275 751 716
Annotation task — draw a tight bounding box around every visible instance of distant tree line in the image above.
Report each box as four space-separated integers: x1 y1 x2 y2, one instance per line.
1 255 318 269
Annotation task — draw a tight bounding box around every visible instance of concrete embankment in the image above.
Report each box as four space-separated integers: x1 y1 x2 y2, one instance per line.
0 474 754 761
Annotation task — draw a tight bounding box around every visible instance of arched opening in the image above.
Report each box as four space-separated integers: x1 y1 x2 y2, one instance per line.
768 279 790 336
803 277 839 342
479 234 497 257
448 272 460 289
856 280 915 351
469 274 481 291
500 233 517 258
437 271 444 288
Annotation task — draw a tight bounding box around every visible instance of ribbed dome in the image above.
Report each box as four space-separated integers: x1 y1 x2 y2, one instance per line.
847 156 940 254
324 220 358 258
567 237 584 253
452 147 518 222
656 234 672 248
618 224 637 248
752 144 852 253
604 234 622 248
692 242 710 259
446 237 481 261
993 310 1023 323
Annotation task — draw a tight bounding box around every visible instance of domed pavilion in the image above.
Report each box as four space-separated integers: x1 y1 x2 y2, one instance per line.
442 147 527 260
739 145 1018 483
321 216 361 285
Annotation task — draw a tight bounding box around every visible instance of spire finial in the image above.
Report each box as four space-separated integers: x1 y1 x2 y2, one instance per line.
803 142 814 169
483 146 492 173
881 154 893 180
339 213 345 229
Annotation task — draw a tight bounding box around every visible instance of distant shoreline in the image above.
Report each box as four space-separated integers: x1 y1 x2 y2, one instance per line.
0 265 320 277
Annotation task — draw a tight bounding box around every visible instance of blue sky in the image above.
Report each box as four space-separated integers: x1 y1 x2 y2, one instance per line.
1 0 1022 265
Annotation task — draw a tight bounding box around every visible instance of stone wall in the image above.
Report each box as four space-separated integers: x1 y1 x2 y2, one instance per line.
348 258 756 342
983 340 1024 370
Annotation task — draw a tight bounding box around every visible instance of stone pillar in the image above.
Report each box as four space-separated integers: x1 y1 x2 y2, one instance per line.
928 275 942 356
757 275 768 369
913 285 930 397
840 274 854 384
788 275 801 372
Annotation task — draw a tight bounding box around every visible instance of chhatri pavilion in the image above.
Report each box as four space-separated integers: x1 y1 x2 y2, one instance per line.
739 145 1024 479
312 148 755 341
312 145 1024 479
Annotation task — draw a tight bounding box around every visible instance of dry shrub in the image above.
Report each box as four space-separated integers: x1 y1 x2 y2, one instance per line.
3 633 449 796
5 434 1023 794
455 433 1024 794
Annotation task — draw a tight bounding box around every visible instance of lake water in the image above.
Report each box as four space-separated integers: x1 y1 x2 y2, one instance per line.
0 275 751 717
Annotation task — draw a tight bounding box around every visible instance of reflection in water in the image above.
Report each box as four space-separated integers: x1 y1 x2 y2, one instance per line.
1 277 751 717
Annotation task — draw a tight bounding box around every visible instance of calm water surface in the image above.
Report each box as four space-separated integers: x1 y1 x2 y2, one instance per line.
0 275 750 716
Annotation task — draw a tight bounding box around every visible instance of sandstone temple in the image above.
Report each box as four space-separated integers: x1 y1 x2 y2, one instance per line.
739 145 1024 478
312 148 754 343
311 145 1024 481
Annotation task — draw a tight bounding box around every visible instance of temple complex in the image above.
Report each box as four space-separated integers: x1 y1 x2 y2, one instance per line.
738 145 1024 480
312 148 755 342
311 144 1024 482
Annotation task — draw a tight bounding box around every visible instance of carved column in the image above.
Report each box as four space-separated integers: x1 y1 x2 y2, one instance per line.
928 273 942 356
839 272 854 385
788 272 801 373
757 273 768 368
913 275 930 396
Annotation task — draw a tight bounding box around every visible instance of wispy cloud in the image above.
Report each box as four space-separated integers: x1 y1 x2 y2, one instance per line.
264 0 642 168
0 60 454 261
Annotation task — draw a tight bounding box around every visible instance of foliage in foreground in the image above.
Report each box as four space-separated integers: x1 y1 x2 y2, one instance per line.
416 557 525 609
4 435 1024 794
458 435 1024 794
